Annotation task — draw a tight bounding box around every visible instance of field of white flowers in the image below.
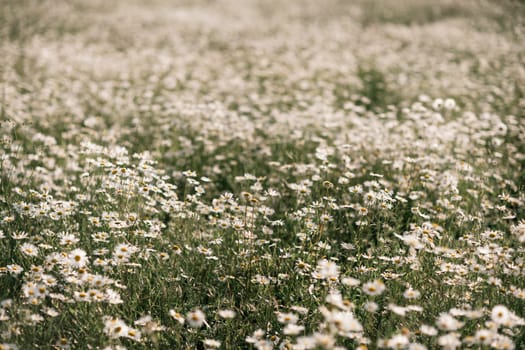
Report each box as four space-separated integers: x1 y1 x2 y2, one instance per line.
1 0 524 349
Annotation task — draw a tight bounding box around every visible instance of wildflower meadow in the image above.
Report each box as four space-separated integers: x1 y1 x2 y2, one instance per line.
0 0 524 349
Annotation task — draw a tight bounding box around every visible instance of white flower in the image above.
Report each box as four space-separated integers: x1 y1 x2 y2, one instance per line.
169 310 185 324
388 304 408 316
314 333 335 349
341 277 360 287
437 333 461 350
125 327 141 341
403 288 421 299
313 259 340 281
7 264 24 275
420 325 438 336
68 248 88 268
105 289 123 304
283 323 304 335
277 312 298 324
387 334 409 349
490 334 515 350
363 301 379 313
491 305 510 325
474 329 494 345
218 309 236 319
295 336 316 349
436 313 464 331
325 290 347 310
290 306 309 315
203 339 221 348
330 311 363 333
20 243 39 257
246 329 265 344
432 98 444 110
510 221 525 242
0 343 18 350
59 233 80 246
362 280 386 296
104 317 128 338
395 233 424 250
444 98 456 110
187 309 206 328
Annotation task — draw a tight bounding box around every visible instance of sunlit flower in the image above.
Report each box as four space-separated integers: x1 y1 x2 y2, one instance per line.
437 333 461 350
68 249 88 268
283 323 304 335
7 264 24 275
20 243 39 257
386 334 409 349
420 325 438 336
313 259 339 281
277 312 298 324
187 309 206 328
362 280 386 296
363 301 379 313
203 339 221 348
491 305 510 325
104 317 128 339
474 329 494 345
218 309 236 319
169 310 185 325
436 313 464 331
342 277 360 287
403 288 421 299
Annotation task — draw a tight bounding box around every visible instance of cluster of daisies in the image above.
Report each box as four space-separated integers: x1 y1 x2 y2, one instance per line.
0 0 524 349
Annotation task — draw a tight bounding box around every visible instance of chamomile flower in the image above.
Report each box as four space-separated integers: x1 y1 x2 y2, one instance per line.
362 279 386 296
313 259 340 281
103 317 128 339
203 339 221 349
420 325 438 336
7 264 24 275
403 287 421 299
436 313 464 331
491 305 510 325
187 309 206 328
277 312 298 324
474 329 494 345
437 333 461 350
342 277 360 287
68 249 89 268
283 323 305 335
217 309 236 319
169 310 185 325
386 334 409 349
20 243 39 257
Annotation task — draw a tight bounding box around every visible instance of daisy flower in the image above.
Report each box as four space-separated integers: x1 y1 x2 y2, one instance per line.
186 309 206 328
20 243 39 257
362 279 386 296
